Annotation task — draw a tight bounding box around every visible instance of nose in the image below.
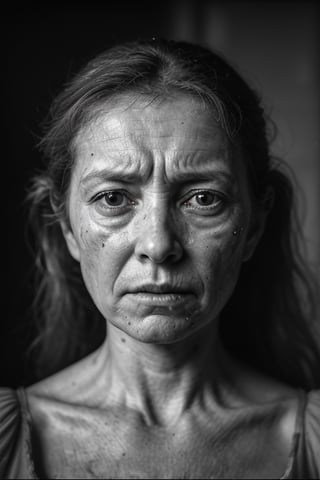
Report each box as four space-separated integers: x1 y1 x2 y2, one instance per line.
134 205 183 264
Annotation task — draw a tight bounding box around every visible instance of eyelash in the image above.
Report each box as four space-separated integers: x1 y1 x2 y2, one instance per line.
90 189 228 216
181 189 228 214
91 190 135 210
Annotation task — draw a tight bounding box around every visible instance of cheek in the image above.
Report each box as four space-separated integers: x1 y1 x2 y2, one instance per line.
77 208 120 261
195 225 246 296
76 217 129 297
78 220 106 276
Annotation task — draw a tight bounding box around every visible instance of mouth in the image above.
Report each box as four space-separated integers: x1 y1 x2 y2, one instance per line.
126 284 195 308
130 283 190 294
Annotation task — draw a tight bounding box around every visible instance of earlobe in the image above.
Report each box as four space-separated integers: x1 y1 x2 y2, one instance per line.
60 222 81 262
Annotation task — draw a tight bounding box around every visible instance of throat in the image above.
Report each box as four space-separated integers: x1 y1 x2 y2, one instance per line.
101 322 222 426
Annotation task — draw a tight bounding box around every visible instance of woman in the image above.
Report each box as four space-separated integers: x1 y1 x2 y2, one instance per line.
1 38 319 479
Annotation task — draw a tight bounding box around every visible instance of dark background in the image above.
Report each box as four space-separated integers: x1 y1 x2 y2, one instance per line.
3 1 320 386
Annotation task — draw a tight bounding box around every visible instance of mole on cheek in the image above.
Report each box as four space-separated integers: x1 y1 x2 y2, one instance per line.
79 225 97 251
225 234 245 269
79 226 87 243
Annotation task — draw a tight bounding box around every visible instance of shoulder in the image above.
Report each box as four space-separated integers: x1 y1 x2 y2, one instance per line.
27 345 105 407
0 388 21 475
0 387 34 478
26 345 109 429
24 350 114 477
280 389 320 480
0 386 21 420
298 389 320 477
305 389 320 426
223 359 320 478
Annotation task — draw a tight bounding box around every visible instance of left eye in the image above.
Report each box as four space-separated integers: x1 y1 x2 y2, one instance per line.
193 192 217 206
183 191 225 210
102 191 128 207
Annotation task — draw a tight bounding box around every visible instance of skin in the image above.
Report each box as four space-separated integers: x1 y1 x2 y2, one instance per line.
27 94 298 478
65 94 260 347
62 93 266 422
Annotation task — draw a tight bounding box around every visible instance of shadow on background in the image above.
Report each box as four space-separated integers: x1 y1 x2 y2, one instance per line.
3 1 319 386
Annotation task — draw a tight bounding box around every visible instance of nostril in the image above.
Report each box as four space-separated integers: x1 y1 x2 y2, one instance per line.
133 208 183 264
135 234 183 264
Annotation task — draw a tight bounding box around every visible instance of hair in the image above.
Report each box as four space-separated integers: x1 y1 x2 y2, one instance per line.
27 38 320 389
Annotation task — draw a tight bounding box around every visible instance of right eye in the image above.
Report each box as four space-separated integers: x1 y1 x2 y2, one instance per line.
91 190 136 215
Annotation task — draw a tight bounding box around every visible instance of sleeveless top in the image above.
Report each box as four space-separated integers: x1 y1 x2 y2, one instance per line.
0 387 319 479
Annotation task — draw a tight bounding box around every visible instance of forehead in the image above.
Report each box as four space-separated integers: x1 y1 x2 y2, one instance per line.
73 94 241 180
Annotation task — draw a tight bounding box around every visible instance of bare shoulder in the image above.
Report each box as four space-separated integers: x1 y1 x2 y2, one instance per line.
23 346 303 479
216 351 302 470
26 344 106 408
235 366 297 404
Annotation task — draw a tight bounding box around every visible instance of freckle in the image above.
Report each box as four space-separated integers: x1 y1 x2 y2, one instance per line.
102 243 105 247
122 452 126 457
128 322 131 325
121 338 126 343
86 230 88 233
91 152 94 156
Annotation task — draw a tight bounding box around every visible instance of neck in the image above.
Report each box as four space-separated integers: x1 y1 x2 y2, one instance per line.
98 322 227 426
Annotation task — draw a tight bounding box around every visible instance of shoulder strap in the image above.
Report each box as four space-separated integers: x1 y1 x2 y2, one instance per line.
289 389 320 479
16 387 38 479
17 387 32 423
281 390 307 479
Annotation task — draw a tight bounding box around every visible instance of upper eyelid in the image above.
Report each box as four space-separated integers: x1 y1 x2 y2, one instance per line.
181 188 228 201
91 189 132 201
90 188 228 202
90 189 230 219
83 177 233 193
91 191 135 212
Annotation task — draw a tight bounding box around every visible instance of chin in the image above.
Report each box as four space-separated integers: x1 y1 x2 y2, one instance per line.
117 313 205 344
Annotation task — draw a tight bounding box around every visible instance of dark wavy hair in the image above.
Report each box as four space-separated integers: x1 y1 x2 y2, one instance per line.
27 38 320 389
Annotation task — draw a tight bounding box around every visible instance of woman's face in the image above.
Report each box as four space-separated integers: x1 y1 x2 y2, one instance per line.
64 95 262 344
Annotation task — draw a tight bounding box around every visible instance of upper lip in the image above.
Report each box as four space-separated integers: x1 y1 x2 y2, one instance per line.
130 283 190 294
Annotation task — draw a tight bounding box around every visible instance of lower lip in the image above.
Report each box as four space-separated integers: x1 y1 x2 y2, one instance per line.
127 292 193 307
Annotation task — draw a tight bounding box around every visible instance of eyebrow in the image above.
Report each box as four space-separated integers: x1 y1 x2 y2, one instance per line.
170 169 235 184
80 168 147 186
80 167 235 187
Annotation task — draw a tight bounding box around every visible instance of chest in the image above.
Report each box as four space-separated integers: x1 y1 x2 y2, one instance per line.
31 407 291 478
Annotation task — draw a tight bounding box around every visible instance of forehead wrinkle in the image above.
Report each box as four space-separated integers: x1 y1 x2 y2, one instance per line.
75 98 236 188
170 143 232 173
77 101 224 157
79 152 153 185
77 113 135 150
76 120 152 178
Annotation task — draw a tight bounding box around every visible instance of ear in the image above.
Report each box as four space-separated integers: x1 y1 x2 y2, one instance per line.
60 221 81 262
242 187 274 262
